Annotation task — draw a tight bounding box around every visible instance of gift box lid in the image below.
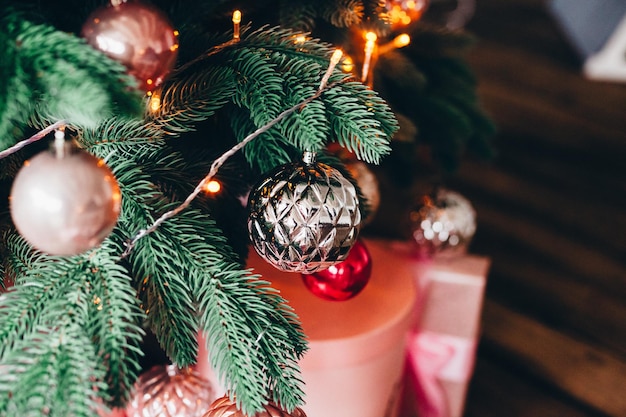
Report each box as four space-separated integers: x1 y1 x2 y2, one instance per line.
417 255 490 339
248 238 417 368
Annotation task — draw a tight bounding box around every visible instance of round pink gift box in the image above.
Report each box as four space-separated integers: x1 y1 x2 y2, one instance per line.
198 238 417 417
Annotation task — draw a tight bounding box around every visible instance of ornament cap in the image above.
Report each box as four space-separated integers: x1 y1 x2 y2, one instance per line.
302 151 316 165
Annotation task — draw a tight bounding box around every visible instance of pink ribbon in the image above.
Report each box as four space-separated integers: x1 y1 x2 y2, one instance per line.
405 330 477 417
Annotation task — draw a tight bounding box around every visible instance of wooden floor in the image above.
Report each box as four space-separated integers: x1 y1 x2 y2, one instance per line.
444 1 626 416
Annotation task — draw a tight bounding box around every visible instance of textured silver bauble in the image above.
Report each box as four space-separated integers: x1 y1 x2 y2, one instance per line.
247 152 362 273
409 188 476 259
10 143 121 256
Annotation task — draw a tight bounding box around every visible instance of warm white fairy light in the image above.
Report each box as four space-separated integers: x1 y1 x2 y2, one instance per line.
378 33 411 55
149 92 162 113
232 10 241 40
204 179 221 194
318 49 343 92
361 32 377 83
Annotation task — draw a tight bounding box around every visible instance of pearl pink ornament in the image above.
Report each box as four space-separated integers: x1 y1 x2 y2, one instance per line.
127 365 217 417
10 142 121 256
82 0 179 92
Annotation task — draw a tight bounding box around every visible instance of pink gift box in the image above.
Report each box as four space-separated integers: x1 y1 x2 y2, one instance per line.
403 252 490 417
197 238 417 417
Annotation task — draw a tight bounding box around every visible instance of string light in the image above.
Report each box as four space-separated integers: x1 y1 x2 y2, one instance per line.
294 34 307 44
232 10 241 40
361 32 377 83
204 180 221 194
318 49 343 92
341 56 354 73
378 33 411 55
149 92 162 113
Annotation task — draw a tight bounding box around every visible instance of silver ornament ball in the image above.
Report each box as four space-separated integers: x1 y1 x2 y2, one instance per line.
409 188 476 259
10 144 121 256
247 151 362 273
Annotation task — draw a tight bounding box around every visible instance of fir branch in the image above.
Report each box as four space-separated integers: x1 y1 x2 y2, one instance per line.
148 66 237 136
0 323 106 417
321 0 365 28
269 55 330 152
198 266 307 414
228 48 286 127
129 230 199 366
278 0 318 32
85 241 146 407
0 233 143 416
97 151 199 366
0 8 142 149
231 108 296 173
323 80 394 164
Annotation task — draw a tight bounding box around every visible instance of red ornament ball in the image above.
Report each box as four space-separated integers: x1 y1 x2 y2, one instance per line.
301 239 372 301
82 0 179 92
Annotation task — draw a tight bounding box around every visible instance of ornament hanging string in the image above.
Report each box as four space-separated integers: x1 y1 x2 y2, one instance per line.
121 50 346 258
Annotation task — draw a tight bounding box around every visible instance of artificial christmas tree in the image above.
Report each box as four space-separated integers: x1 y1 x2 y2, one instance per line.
0 1 494 416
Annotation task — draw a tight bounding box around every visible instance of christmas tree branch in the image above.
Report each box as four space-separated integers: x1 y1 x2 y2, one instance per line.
122 60 346 258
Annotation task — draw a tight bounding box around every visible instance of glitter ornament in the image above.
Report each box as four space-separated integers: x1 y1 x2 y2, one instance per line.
409 188 476 259
127 365 217 417
301 239 372 301
247 151 361 273
82 0 179 92
202 395 307 417
10 141 121 256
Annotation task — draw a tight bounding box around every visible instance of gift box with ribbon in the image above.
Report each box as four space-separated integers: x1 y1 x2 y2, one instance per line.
403 253 490 417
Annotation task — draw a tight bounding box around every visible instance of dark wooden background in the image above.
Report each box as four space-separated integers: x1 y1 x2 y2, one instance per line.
444 0 626 416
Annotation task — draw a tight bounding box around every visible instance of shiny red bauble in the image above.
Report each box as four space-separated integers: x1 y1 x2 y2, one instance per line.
301 239 372 301
82 0 179 92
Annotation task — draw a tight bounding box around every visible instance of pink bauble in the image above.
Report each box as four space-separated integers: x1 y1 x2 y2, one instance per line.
127 365 217 417
301 239 372 301
10 145 121 256
202 395 307 417
82 0 179 92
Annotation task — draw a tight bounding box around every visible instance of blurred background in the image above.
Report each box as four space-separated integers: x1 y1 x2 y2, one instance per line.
447 0 626 416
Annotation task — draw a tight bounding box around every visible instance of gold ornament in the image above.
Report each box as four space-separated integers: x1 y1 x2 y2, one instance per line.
202 395 307 417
